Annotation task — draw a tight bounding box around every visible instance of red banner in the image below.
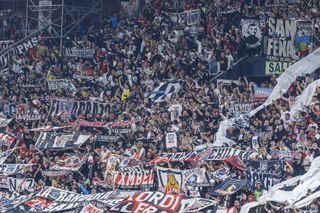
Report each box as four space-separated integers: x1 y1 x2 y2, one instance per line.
70 119 104 127
150 150 204 164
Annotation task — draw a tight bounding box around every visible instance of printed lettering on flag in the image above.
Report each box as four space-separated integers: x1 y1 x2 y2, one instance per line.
113 166 155 190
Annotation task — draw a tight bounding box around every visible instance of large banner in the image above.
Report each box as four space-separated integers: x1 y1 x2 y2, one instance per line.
48 99 109 118
229 102 254 118
64 48 95 59
209 178 247 196
0 164 33 176
8 178 35 192
47 80 77 92
95 134 119 143
0 28 42 70
15 103 47 121
149 80 183 103
170 9 201 26
266 18 296 75
240 19 263 49
156 167 183 194
109 191 216 213
182 168 206 197
70 119 104 127
35 132 91 149
150 150 204 164
113 166 155 190
35 187 123 212
245 160 283 190
201 148 255 161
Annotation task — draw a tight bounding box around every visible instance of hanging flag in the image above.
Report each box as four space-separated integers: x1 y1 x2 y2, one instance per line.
224 156 247 171
240 19 263 49
209 178 247 196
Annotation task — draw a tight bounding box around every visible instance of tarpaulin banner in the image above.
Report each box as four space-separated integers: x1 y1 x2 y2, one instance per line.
17 83 44 88
201 148 255 161
253 87 273 104
0 164 33 176
43 170 71 177
170 9 201 26
156 167 183 194
15 103 46 121
95 135 119 143
182 168 206 197
266 18 297 75
229 102 254 118
245 170 282 190
73 74 95 82
245 160 283 190
48 99 109 118
64 48 95 59
70 119 104 127
22 197 52 212
47 80 77 92
102 119 141 134
150 150 204 164
28 125 69 132
270 150 298 160
8 178 35 192
35 187 122 211
240 19 263 49
149 80 183 103
209 178 247 196
49 154 86 171
0 28 43 70
113 165 155 190
109 191 216 213
35 132 91 149
36 187 115 203
246 160 283 172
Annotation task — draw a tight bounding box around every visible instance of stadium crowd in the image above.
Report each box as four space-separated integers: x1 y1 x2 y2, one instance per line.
1 0 320 212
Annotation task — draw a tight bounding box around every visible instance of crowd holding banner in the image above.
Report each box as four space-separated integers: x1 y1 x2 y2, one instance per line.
0 0 320 212
64 48 95 59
